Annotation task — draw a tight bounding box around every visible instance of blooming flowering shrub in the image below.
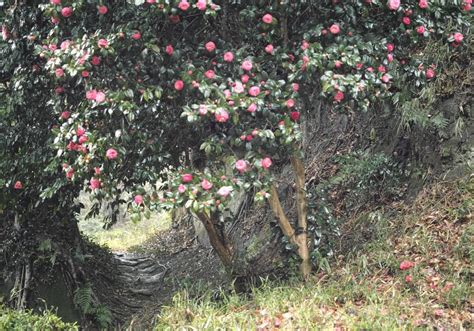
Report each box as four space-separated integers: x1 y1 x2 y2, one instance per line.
2 0 470 274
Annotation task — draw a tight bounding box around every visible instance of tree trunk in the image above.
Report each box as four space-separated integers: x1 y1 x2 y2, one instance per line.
268 155 312 279
291 156 311 279
268 185 298 246
195 211 234 269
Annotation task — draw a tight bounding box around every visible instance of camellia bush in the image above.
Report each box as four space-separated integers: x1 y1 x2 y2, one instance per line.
2 0 471 279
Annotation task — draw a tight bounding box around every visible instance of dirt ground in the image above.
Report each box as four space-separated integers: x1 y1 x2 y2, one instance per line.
87 221 227 329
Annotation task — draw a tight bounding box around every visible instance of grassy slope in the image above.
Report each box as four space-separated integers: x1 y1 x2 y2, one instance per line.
79 208 171 252
154 179 473 330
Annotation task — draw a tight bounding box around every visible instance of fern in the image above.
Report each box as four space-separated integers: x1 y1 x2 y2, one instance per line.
73 285 93 315
431 113 449 130
94 304 113 329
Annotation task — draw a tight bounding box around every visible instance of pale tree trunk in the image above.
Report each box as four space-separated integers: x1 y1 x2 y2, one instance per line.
268 155 311 279
291 156 311 279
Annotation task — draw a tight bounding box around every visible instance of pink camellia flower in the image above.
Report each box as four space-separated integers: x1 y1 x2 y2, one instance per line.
426 68 435 79
97 38 108 48
98 5 108 14
292 83 300 92
265 44 274 54
205 70 215 79
134 195 143 205
89 178 101 190
334 90 344 102
95 91 106 103
178 184 186 193
334 60 342 68
205 41 216 52
233 82 244 94
66 168 74 179
403 16 411 25
132 31 141 40
247 103 257 113
182 173 193 183
178 0 190 10
166 44 174 55
199 104 208 115
14 181 23 189
416 25 426 34
81 70 89 78
453 32 464 43
464 3 471 10
387 43 395 52
400 260 415 270
286 99 295 108
94 167 101 175
262 14 273 24
235 160 247 173
51 17 60 25
223 51 234 62
76 126 86 137
1 25 9 41
301 40 310 50
387 53 394 62
249 86 260 97
60 111 70 120
329 24 340 35
241 74 249 84
60 40 71 50
201 179 213 190
55 86 65 94
66 141 77 151
78 135 88 144
55 68 64 78
91 56 101 66
106 148 118 160
147 0 156 3
378 65 386 73
405 275 412 282
387 0 400 10
215 109 229 123
51 0 61 4
61 7 73 17
241 60 253 71
217 186 233 197
224 89 231 99
261 157 272 170
86 89 97 100
290 111 300 121
419 0 428 9
196 0 207 11
174 80 184 91
381 74 390 83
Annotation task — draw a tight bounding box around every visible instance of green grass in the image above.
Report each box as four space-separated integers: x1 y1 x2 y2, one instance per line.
0 305 78 331
79 212 171 251
153 180 473 330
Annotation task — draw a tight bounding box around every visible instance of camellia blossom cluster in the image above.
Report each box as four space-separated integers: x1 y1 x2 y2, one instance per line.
20 0 467 216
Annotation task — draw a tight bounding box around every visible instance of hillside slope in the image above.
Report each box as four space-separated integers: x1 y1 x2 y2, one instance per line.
153 178 472 330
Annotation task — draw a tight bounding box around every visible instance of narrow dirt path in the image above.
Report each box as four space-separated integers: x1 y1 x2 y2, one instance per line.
92 225 226 328
106 252 168 322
